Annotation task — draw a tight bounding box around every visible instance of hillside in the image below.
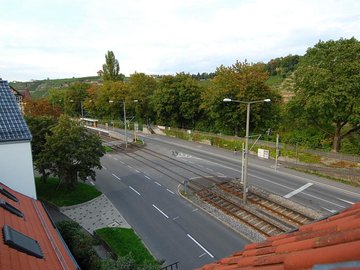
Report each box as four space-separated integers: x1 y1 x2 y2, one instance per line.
9 73 295 101
9 76 101 99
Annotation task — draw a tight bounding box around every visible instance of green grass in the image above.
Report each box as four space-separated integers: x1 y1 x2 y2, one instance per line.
95 227 159 266
290 167 360 188
104 145 113 152
266 74 285 87
35 177 101 206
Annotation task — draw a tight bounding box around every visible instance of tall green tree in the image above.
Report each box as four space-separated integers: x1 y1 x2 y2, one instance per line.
152 73 201 128
38 115 104 190
25 115 58 182
128 73 157 125
202 61 280 135
292 38 360 152
102 50 124 81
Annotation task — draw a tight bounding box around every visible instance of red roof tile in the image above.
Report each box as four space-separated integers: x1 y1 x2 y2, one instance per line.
0 183 78 270
196 203 360 270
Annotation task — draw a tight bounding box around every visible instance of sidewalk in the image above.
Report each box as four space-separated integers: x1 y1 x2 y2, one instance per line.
59 194 130 234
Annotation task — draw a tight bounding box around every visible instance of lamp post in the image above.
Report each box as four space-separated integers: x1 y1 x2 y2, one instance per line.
223 98 271 204
109 99 138 149
133 100 138 142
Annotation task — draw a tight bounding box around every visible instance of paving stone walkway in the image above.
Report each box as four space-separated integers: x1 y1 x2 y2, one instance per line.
60 194 130 234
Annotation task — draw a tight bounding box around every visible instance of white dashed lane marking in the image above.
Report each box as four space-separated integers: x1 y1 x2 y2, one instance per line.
112 174 121 181
129 186 141 196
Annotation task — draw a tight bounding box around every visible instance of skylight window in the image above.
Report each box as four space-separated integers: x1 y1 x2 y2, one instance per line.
3 225 43 259
0 186 18 202
0 199 23 218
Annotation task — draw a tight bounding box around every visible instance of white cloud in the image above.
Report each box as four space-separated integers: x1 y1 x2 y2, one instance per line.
1 0 359 81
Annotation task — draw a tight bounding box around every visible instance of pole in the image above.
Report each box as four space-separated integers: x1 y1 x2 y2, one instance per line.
241 142 245 184
81 101 84 119
275 133 279 170
243 102 250 204
123 101 127 148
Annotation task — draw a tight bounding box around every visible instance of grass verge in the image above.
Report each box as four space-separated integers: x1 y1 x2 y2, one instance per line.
289 167 360 188
95 227 159 266
35 177 101 207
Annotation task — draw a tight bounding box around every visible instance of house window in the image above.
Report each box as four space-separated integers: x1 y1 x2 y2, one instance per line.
0 186 19 202
0 199 23 218
3 225 43 258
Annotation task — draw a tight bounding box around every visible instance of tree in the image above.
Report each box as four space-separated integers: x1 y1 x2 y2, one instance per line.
102 50 124 81
25 115 58 182
128 73 157 125
151 73 202 128
24 99 62 118
293 38 360 152
201 61 280 135
38 115 105 190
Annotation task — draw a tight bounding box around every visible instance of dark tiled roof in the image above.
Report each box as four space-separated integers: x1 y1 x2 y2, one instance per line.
0 80 31 142
197 203 360 270
0 182 78 270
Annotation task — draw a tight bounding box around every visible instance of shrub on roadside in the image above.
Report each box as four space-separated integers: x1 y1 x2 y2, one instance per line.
57 221 101 270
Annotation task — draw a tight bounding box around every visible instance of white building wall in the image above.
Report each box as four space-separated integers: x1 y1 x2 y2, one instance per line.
0 141 36 199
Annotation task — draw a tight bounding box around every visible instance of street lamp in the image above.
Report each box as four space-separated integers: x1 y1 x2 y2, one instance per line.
223 97 271 204
109 99 138 149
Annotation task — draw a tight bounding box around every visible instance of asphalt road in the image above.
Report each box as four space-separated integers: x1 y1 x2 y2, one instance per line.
138 133 360 214
91 129 360 269
93 148 250 269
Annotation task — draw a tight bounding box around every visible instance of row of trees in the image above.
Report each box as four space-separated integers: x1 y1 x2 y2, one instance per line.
26 38 360 153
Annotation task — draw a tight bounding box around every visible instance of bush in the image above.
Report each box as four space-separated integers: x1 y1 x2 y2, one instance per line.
57 221 101 270
95 228 159 267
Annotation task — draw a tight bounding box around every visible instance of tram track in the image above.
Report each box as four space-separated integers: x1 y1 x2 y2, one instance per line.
96 131 318 238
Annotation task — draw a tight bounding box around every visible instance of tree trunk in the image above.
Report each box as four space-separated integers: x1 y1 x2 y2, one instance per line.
235 126 239 137
332 124 341 152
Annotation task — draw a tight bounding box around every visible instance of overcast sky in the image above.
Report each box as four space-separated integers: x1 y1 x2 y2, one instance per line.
1 0 359 82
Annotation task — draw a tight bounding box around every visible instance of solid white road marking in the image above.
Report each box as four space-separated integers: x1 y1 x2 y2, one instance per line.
337 198 355 205
112 174 121 181
129 186 141 196
187 234 214 258
166 189 175 194
283 183 313 199
320 206 337 214
152 204 169 218
155 182 162 186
